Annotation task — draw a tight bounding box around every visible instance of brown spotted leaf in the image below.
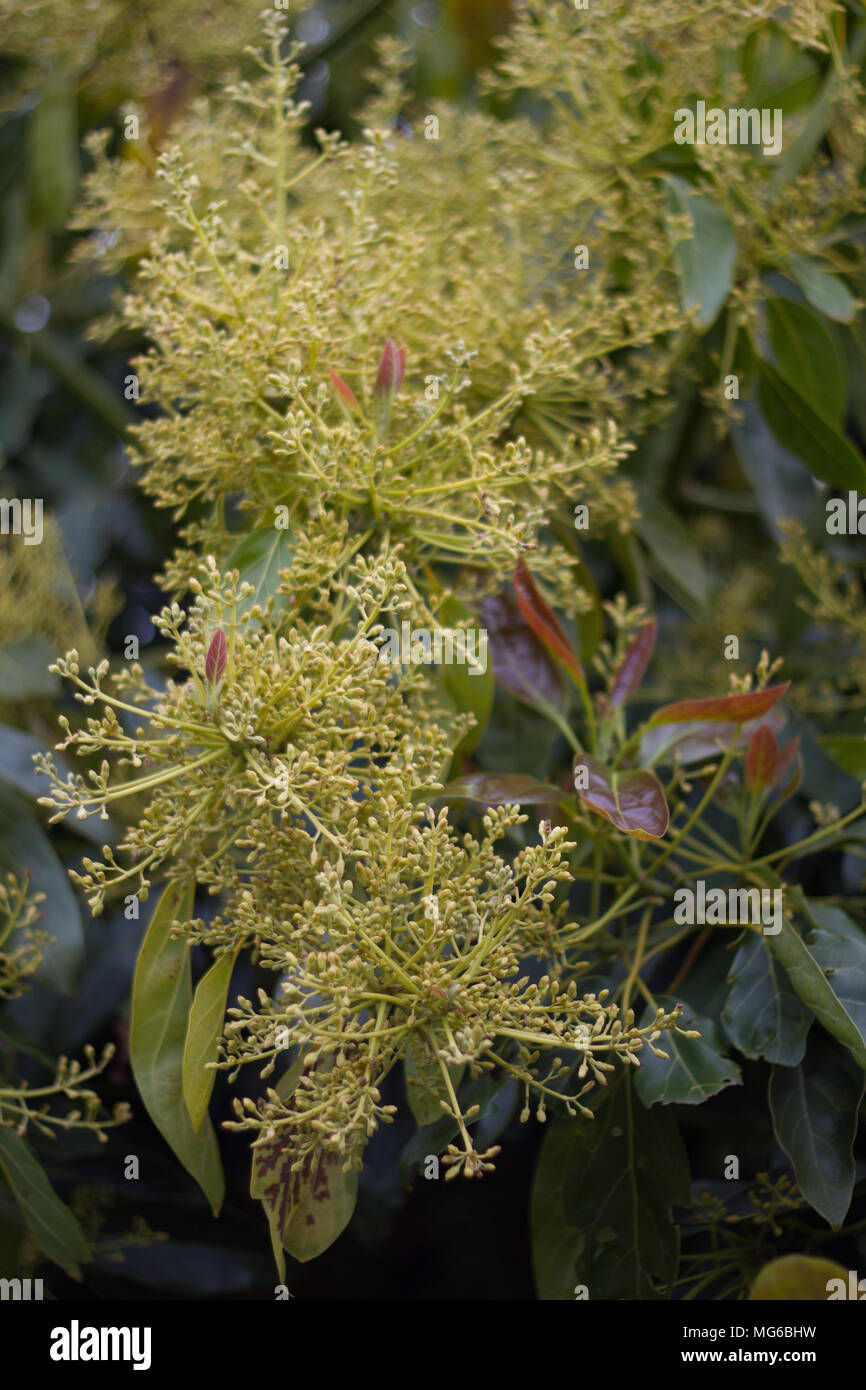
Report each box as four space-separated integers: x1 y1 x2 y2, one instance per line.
251 1129 359 1268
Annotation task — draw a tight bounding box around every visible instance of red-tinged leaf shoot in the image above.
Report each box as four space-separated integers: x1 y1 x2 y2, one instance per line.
770 736 800 792
374 338 406 399
328 367 361 416
374 339 406 442
205 628 227 685
745 724 779 794
441 773 565 806
648 683 790 729
611 618 657 708
513 558 585 690
574 756 669 840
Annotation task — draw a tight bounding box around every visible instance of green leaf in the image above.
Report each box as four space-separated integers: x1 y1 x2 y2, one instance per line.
129 881 225 1214
766 888 866 1070
757 357 866 489
0 782 83 993
404 1036 464 1128
0 639 59 699
633 489 710 609
224 525 294 623
532 1074 689 1300
0 1126 90 1278
722 933 811 1065
634 996 741 1106
750 1254 850 1301
801 901 866 1058
182 945 240 1132
769 1031 864 1228
27 69 79 229
398 1074 506 1186
436 596 494 756
818 734 866 780
765 297 845 425
789 255 856 324
663 176 738 330
251 1132 358 1265
574 757 669 840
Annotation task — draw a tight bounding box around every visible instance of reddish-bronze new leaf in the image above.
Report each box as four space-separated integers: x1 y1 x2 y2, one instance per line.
574 757 669 840
205 628 227 684
328 367 361 414
648 683 789 728
610 619 657 708
745 725 779 794
374 338 407 398
513 559 585 689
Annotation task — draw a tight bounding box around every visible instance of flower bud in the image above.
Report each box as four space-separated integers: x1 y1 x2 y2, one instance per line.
374 338 407 400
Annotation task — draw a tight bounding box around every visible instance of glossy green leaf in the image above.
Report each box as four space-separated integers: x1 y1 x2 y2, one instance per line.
757 358 866 489
722 933 811 1065
574 757 669 840
634 996 741 1106
27 69 79 229
789 254 856 323
663 176 738 330
0 1126 90 1279
182 945 240 1133
224 525 294 622
765 297 845 425
766 889 866 1070
750 1254 850 1301
130 881 225 1214
0 782 83 993
0 639 59 699
404 1037 464 1128
532 1075 689 1300
818 734 866 780
633 490 710 610
769 1031 864 1227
